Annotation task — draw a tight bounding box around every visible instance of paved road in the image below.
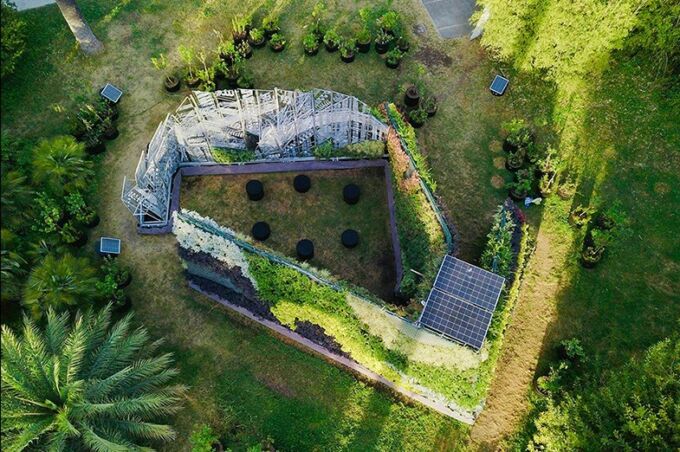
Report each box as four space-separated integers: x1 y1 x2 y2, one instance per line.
421 0 477 38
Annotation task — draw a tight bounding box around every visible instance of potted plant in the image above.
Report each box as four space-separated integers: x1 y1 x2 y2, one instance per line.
216 34 239 66
231 14 250 44
103 119 118 140
151 53 180 92
374 30 393 54
408 108 427 128
539 172 557 197
269 33 286 52
237 70 255 89
262 15 280 39
376 10 400 36
557 179 577 200
339 38 356 63
356 27 371 53
237 40 252 59
303 32 320 56
385 48 403 68
404 84 419 107
423 96 438 117
397 36 410 52
248 28 266 48
569 204 594 228
60 221 87 247
178 45 200 88
323 28 340 52
580 229 610 268
309 1 327 42
507 168 534 200
102 255 132 288
502 119 533 152
196 50 216 91
505 149 525 171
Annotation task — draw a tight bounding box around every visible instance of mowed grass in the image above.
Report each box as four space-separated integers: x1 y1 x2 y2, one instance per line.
180 168 398 300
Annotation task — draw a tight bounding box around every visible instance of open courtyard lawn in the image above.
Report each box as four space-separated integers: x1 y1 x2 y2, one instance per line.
180 168 398 301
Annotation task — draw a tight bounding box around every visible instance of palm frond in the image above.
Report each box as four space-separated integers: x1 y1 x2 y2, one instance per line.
2 417 55 452
45 309 70 355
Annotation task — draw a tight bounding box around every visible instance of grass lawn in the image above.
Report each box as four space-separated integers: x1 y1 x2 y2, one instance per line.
180 168 398 301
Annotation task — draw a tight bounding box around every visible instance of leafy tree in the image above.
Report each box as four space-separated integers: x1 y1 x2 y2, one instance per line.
32 135 93 196
1 304 187 450
54 0 103 54
625 0 680 73
530 337 680 451
22 253 98 318
0 0 25 78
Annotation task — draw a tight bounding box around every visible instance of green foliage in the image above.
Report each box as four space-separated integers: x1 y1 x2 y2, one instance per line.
480 206 516 279
339 38 356 57
302 32 319 52
408 108 427 125
0 304 186 450
32 192 63 234
342 140 385 158
312 139 333 158
190 424 219 452
1 229 27 303
529 337 680 451
32 136 93 196
376 10 401 34
386 48 404 64
22 253 98 318
323 28 340 47
249 27 264 42
211 147 256 163
626 0 680 72
356 27 371 44
374 29 393 46
0 0 25 79
178 44 197 78
507 167 535 194
269 33 286 48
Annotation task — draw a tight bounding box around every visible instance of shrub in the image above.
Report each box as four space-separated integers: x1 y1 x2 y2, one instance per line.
339 38 357 57
386 48 404 65
211 147 256 163
356 27 371 44
312 139 334 158
190 424 219 452
343 140 385 158
323 28 340 47
32 136 94 196
480 206 516 279
269 33 286 48
249 27 264 43
376 10 401 34
375 29 393 46
0 0 25 79
32 192 63 234
408 108 428 125
303 32 320 53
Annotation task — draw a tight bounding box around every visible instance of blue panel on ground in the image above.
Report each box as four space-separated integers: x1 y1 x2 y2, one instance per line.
433 256 505 312
101 83 123 103
100 237 121 254
490 75 509 95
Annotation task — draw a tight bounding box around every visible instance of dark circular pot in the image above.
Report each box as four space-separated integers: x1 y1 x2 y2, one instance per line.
386 59 400 69
246 179 264 201
86 141 106 155
270 43 285 53
343 183 361 204
294 174 311 193
251 221 271 241
104 126 119 140
115 295 132 312
341 229 359 249
164 76 180 92
397 40 410 52
580 253 601 269
69 231 88 248
405 86 420 107
227 75 239 88
509 188 527 201
503 138 518 153
505 157 524 172
243 48 253 59
296 239 314 260
245 132 259 151
117 272 132 289
304 47 319 56
86 213 100 228
411 119 425 128
357 41 370 53
264 28 280 40
249 37 266 48
341 52 355 63
425 101 438 117
185 76 201 88
375 42 389 54
325 42 339 52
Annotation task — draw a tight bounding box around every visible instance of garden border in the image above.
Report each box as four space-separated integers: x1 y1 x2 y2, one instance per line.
141 158 404 292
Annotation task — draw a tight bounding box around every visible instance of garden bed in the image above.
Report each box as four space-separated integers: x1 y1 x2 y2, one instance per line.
180 166 398 301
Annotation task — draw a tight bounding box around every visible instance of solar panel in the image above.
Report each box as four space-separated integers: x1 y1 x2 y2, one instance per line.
490 75 509 96
100 237 121 254
420 256 505 350
100 83 123 103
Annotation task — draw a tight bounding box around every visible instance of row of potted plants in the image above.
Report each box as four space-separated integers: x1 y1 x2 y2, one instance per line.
68 98 120 155
403 84 438 128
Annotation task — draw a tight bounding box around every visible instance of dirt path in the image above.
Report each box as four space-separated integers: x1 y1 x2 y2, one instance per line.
469 225 568 449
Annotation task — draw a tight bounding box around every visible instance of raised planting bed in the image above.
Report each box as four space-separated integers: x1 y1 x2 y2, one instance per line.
180 167 398 301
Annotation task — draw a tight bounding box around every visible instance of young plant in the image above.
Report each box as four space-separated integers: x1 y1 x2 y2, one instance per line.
248 27 265 46
356 27 371 46
189 424 220 452
310 1 327 40
178 44 197 81
269 33 286 51
323 28 340 50
339 38 356 58
231 14 251 42
262 14 280 37
375 29 393 46
196 50 215 91
151 53 179 91
507 168 534 197
569 204 595 228
385 48 404 67
303 32 320 54
408 108 427 127
376 10 401 34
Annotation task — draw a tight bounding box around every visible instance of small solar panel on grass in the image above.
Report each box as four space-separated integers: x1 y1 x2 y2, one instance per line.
490 75 509 96
100 83 123 103
99 237 121 255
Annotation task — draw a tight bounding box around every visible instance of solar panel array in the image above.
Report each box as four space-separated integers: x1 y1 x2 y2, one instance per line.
420 256 505 350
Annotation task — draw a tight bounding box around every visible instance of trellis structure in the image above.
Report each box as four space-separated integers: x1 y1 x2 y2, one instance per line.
121 88 388 228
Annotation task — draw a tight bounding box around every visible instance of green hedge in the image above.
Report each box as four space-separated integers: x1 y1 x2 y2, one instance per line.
211 147 257 163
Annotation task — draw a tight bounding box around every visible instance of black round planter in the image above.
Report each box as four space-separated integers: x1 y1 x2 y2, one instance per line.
294 174 311 193
245 132 259 151
69 232 88 248
227 75 239 88
580 255 601 269
426 102 438 117
357 41 371 53
375 42 389 54
86 214 100 228
505 157 524 172
164 77 180 92
341 52 355 63
270 44 285 53
509 188 527 201
249 37 266 48
405 86 420 107
398 41 410 53
246 179 264 201
296 239 314 260
343 183 361 204
411 119 425 128
104 126 119 140
386 59 400 69
341 229 359 249
117 272 132 289
185 76 201 88
305 47 319 56
251 221 271 241
86 141 106 155
503 138 518 153
325 42 339 52
243 48 253 59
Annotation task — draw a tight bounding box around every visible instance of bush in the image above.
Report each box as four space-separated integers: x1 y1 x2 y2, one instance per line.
0 0 25 79
312 139 334 158
480 206 516 279
211 147 256 163
343 140 385 158
190 424 219 452
303 32 320 52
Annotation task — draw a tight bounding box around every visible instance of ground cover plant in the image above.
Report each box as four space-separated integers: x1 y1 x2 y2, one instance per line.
180 167 398 300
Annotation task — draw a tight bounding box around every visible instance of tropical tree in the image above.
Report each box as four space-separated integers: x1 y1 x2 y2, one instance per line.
32 135 93 196
1 304 187 450
1 0 25 78
0 170 33 228
55 0 103 55
1 229 27 303
23 253 98 318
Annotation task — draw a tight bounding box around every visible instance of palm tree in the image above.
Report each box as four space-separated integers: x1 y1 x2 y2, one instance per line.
23 253 98 318
32 135 93 196
1 305 187 450
55 0 103 55
1 170 33 228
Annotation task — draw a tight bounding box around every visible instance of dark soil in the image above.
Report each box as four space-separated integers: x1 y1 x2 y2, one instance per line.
415 46 453 68
294 319 351 358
